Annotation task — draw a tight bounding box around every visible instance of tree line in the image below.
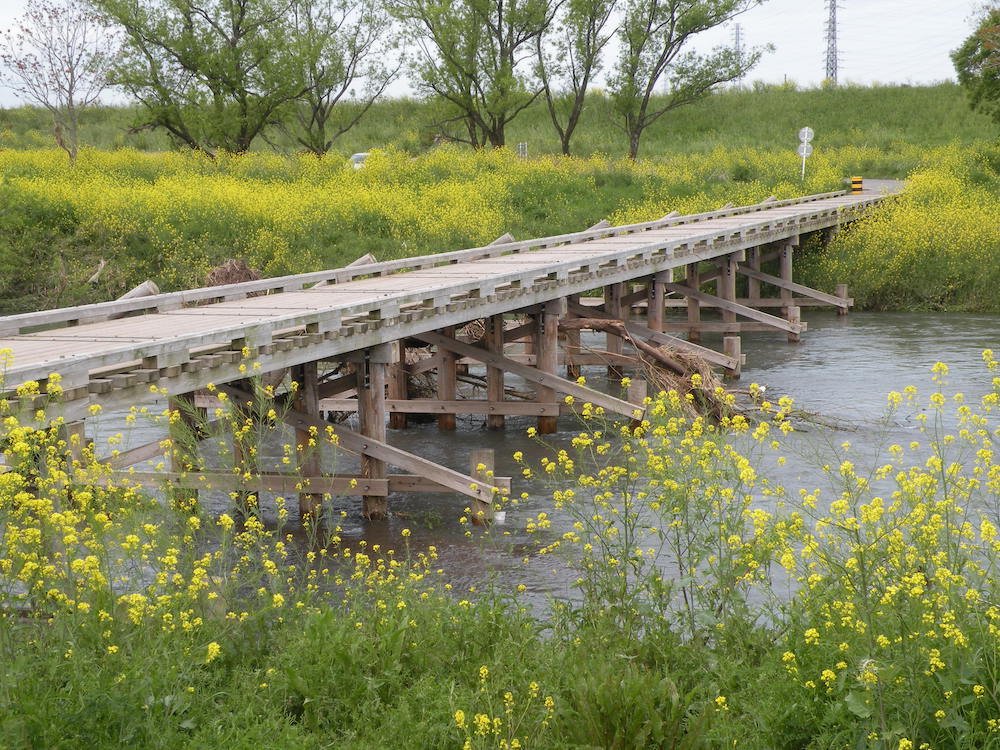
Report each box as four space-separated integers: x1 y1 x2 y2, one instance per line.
4 1 998 162
0 0 775 160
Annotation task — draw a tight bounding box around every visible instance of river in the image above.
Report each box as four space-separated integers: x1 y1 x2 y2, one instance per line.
91 311 999 599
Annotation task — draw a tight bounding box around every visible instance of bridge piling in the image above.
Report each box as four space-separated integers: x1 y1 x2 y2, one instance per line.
605 283 626 379
436 327 458 432
647 271 668 333
486 315 506 430
388 341 408 430
564 296 582 381
293 361 323 519
536 300 563 434
356 345 390 520
686 263 702 343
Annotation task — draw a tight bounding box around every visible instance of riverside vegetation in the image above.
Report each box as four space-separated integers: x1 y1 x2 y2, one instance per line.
0 351 998 748
2 81 1000 747
1 84 999 314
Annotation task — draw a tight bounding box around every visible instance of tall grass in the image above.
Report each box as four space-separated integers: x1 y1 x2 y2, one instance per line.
0 83 991 164
0 145 848 313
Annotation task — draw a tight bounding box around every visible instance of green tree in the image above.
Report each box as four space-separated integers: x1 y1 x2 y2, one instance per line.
290 0 400 155
609 0 768 160
91 0 307 154
952 7 1000 125
536 0 617 156
392 0 559 148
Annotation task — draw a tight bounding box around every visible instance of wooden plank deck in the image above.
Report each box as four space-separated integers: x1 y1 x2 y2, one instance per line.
0 188 896 410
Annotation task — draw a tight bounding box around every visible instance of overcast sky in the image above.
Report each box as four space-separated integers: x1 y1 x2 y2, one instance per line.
0 0 985 106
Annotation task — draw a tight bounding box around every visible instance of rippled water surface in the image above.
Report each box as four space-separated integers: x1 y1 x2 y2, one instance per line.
94 311 999 598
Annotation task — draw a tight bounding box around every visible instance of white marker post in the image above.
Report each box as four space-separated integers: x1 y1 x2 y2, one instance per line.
798 126 814 181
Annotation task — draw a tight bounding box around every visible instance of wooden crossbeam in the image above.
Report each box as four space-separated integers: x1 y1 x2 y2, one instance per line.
103 470 514 499
220 385 505 504
663 282 802 334
566 301 738 370
317 398 562 416
99 439 170 469
737 266 851 308
415 331 643 420
109 470 386 496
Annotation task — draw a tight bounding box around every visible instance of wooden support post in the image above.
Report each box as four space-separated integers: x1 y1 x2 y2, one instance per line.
388 340 408 430
787 306 802 343
437 325 458 431
719 253 738 329
686 263 701 344
564 294 581 380
536 299 562 434
724 336 742 379
747 246 762 305
357 346 389 520
294 361 323 520
836 284 849 316
605 282 626 379
470 448 495 523
627 379 647 429
780 240 794 314
168 394 202 508
647 271 668 333
486 315 506 430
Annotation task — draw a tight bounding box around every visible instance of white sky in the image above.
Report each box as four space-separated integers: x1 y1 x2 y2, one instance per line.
0 0 985 106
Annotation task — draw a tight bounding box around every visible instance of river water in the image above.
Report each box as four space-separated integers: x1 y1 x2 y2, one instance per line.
92 311 999 599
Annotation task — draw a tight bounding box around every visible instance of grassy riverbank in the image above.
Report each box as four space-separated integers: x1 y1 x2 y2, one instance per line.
1 82 998 313
2 139 999 314
0 83 992 159
1 355 998 748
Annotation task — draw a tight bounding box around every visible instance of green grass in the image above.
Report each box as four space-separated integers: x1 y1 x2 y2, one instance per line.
1 83 992 168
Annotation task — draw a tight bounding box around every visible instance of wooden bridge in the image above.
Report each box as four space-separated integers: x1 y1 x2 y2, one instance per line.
0 186 895 521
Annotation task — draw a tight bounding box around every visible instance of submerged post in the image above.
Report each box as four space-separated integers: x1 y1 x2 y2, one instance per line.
388 341 408 430
437 326 458 431
535 299 563 434
605 282 626 379
686 263 701 343
294 361 323 519
647 271 668 333
564 294 581 381
486 315 506 431
356 345 389 520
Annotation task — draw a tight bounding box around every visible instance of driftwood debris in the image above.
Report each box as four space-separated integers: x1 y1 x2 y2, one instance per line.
558 317 730 420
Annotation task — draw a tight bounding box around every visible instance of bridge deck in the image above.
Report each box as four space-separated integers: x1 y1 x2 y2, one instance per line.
0 188 893 419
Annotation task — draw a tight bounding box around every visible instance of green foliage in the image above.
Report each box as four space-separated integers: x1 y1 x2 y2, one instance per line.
4 353 999 748
952 8 1000 126
799 143 1000 311
0 144 846 313
611 0 768 158
0 82 992 158
391 0 556 147
91 0 307 154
